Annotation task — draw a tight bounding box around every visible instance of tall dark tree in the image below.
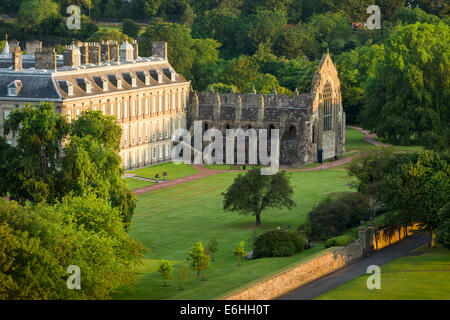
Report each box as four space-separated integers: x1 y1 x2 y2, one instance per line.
0 103 70 204
222 168 296 225
361 22 449 145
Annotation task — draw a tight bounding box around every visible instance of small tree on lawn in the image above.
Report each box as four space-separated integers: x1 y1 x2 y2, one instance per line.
222 168 296 226
188 241 207 278
233 241 248 266
198 253 211 281
206 239 218 261
158 260 173 287
177 262 188 290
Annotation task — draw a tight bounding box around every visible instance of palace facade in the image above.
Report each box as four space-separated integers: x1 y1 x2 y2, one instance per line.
0 39 190 169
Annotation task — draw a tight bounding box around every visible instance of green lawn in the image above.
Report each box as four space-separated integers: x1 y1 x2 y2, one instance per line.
345 127 423 153
123 178 154 190
127 162 199 181
113 167 355 300
316 246 450 300
346 127 376 151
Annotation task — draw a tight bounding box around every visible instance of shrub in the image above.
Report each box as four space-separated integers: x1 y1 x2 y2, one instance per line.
325 235 356 248
308 192 370 240
253 230 305 258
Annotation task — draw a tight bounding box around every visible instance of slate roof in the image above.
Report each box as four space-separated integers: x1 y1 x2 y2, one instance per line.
0 72 61 101
0 59 188 102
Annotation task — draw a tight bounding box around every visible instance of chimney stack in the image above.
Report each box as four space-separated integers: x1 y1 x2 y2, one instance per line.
152 42 167 60
9 40 20 54
12 46 22 70
35 47 57 71
109 41 119 62
80 43 89 64
132 39 139 60
63 43 81 67
87 42 101 65
100 41 110 62
25 40 42 55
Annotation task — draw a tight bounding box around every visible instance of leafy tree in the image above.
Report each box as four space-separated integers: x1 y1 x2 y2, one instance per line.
0 197 145 299
335 44 384 123
140 21 196 78
158 260 173 286
63 110 136 228
361 22 449 145
197 253 211 280
307 192 371 240
392 7 442 25
220 55 259 91
17 0 60 33
130 0 163 19
206 83 238 93
307 12 353 56
191 8 240 58
436 202 450 249
122 19 141 39
243 10 287 55
73 14 99 41
177 262 188 290
222 168 296 226
243 73 292 96
376 0 406 21
378 151 449 247
0 106 136 229
242 0 293 15
181 3 196 27
188 241 206 277
233 241 248 266
273 25 318 60
88 28 132 43
206 239 218 261
0 103 70 204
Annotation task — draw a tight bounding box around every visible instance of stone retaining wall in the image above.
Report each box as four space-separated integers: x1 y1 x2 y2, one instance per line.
223 239 364 300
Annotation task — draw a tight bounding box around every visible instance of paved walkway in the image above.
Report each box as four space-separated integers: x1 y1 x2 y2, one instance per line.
131 126 378 195
277 234 430 300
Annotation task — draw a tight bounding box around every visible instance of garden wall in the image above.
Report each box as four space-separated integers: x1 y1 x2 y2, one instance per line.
222 238 364 300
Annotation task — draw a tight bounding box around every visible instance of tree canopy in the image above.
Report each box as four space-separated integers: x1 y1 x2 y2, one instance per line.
222 168 296 225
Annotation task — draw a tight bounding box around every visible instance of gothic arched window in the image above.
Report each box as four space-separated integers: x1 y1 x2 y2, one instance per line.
323 83 333 131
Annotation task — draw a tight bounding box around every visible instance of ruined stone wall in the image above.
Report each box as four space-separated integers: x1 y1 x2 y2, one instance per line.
189 53 345 165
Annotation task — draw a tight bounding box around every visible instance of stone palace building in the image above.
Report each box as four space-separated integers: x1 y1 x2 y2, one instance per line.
0 38 190 169
0 37 345 169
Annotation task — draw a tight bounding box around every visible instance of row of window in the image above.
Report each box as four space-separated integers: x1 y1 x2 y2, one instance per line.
122 118 184 147
123 144 171 167
66 90 188 122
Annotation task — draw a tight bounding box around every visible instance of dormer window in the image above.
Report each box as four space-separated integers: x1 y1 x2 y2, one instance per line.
94 76 108 91
137 71 150 85
122 72 137 87
8 88 17 96
57 80 74 96
150 70 163 84
108 74 122 89
7 80 22 97
76 78 92 93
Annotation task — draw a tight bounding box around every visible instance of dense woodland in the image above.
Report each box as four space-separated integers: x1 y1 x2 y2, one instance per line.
0 0 449 145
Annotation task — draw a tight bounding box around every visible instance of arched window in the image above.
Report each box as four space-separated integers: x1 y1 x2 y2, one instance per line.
288 126 297 139
323 82 333 131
